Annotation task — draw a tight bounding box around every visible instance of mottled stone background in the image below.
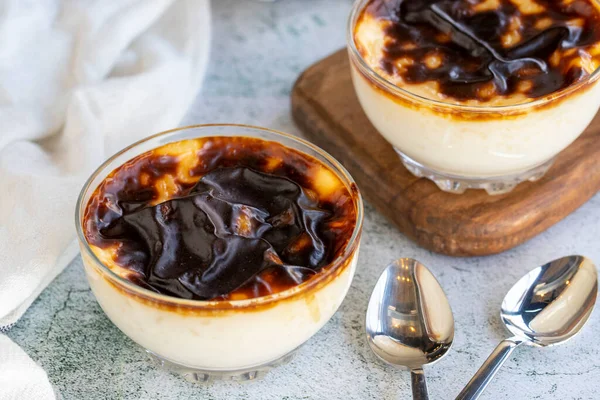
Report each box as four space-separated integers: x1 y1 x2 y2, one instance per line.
8 0 600 399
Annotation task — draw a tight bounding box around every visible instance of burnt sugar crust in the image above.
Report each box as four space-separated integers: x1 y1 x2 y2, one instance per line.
355 0 600 104
83 137 357 301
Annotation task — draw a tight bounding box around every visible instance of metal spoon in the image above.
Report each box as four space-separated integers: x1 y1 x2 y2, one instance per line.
456 255 598 400
366 258 454 400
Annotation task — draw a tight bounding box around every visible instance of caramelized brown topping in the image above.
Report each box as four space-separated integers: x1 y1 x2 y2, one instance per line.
83 137 357 301
356 0 600 101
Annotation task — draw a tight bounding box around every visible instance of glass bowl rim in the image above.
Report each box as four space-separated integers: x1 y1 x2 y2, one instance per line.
75 123 363 310
347 0 600 112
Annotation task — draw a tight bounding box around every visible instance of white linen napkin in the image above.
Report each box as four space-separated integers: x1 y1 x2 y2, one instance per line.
0 0 211 397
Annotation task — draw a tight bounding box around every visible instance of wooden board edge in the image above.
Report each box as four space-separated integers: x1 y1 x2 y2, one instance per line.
291 49 600 256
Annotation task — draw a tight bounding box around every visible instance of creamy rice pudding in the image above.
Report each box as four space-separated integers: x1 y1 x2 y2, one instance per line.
349 0 600 194
76 125 363 380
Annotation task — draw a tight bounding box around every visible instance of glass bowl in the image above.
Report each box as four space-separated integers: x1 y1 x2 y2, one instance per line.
75 124 363 381
347 0 600 195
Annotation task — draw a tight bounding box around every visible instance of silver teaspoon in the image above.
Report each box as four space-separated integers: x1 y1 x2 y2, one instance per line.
366 258 454 400
456 255 598 400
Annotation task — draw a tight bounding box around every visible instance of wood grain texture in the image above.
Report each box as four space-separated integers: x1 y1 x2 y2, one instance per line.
291 49 600 256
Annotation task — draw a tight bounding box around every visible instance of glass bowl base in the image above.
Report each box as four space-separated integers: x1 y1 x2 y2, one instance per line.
146 348 298 383
395 149 555 195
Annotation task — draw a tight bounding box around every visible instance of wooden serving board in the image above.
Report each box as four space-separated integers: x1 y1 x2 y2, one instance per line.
291 49 600 256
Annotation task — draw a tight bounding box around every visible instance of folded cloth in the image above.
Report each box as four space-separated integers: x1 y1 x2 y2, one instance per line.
0 0 211 398
0 335 56 399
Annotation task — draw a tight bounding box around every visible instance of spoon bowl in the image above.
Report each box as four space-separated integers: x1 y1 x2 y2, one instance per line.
457 255 598 399
366 258 454 399
501 255 597 346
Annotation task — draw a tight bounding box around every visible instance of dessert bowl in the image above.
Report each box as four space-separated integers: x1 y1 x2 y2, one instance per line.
75 124 363 381
348 0 600 194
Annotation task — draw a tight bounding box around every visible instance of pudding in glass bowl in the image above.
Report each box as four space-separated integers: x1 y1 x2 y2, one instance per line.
75 124 363 381
348 0 600 194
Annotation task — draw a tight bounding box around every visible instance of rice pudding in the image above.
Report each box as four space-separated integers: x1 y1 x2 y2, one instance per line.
76 125 363 380
349 0 600 194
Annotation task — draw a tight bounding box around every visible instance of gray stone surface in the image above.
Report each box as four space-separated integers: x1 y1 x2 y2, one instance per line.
7 0 600 398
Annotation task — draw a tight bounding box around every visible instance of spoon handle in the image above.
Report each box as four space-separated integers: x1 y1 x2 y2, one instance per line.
411 368 429 400
455 336 524 400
